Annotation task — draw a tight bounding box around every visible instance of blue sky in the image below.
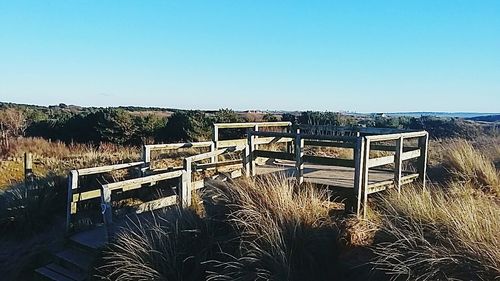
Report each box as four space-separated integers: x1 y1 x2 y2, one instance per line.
1 1 499 112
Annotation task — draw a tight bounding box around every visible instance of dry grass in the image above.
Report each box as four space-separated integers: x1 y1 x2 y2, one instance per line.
372 183 500 280
0 137 140 190
440 139 499 196
100 174 342 281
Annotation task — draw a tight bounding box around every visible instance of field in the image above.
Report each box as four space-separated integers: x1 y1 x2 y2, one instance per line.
0 116 499 280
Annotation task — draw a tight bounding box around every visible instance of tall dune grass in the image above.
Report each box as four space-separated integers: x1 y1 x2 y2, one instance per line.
100 174 342 281
372 184 500 280
440 139 499 196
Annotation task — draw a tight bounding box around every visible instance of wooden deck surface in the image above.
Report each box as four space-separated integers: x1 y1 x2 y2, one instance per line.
255 160 394 189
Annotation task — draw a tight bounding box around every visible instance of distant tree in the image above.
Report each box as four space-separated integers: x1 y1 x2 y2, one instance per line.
94 109 137 144
134 114 166 144
158 111 211 142
262 113 279 122
281 113 297 124
0 108 28 149
212 108 244 123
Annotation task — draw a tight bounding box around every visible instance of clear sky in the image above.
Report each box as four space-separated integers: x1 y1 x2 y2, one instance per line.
1 1 499 112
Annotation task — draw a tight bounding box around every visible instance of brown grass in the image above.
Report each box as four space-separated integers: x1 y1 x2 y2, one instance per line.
372 183 500 280
440 139 499 196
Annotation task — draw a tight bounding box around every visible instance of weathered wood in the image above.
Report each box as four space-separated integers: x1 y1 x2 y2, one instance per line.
367 173 420 194
418 133 429 189
72 189 101 202
194 159 242 170
302 155 355 167
248 131 256 176
367 155 395 168
181 159 192 207
145 141 213 151
187 145 246 162
24 152 34 197
362 139 371 218
214 122 291 129
304 140 355 148
295 128 304 184
401 149 421 161
101 170 183 192
66 170 79 232
135 195 178 214
76 162 144 176
254 150 295 161
354 137 365 217
365 131 427 142
394 136 403 193
100 186 113 225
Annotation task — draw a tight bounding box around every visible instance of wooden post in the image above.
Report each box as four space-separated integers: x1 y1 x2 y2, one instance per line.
24 152 34 198
181 158 192 207
295 128 304 184
66 170 78 233
101 186 113 225
394 136 404 193
142 145 150 176
286 125 293 154
247 130 256 176
417 132 429 189
210 142 216 164
362 139 371 218
354 137 365 216
212 125 219 164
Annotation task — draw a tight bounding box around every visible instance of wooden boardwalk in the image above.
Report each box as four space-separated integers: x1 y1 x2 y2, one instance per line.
255 160 394 189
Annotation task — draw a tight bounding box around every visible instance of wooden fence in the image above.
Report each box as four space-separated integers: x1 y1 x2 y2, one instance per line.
65 122 428 232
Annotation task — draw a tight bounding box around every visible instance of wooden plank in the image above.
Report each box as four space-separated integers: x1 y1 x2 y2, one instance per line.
188 145 246 162
362 139 371 218
304 140 355 148
145 141 213 151
365 131 427 142
76 161 144 176
367 173 420 194
215 121 291 129
181 159 192 208
401 149 421 161
217 139 247 148
254 150 295 161
367 155 395 168
301 134 357 142
302 155 355 167
249 130 296 138
72 189 101 202
102 170 183 192
194 159 242 170
135 195 178 214
67 170 78 232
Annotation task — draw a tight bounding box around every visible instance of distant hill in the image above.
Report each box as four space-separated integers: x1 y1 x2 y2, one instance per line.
467 115 500 122
383 112 499 118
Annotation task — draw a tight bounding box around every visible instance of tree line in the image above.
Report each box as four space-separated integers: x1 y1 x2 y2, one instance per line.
0 103 496 151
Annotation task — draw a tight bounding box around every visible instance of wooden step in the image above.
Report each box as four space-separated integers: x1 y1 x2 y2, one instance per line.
46 263 87 281
69 225 108 252
55 248 94 271
35 266 74 281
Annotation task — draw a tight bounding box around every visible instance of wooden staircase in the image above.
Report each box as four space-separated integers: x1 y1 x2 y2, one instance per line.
34 226 108 281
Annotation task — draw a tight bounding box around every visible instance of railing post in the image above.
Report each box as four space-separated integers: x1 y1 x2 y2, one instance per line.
286 125 293 154
354 137 365 216
362 139 371 218
24 152 34 198
247 130 256 176
212 125 219 164
394 136 404 193
66 170 78 233
210 142 216 165
100 185 113 226
142 145 150 176
181 158 192 207
295 128 304 184
417 132 429 189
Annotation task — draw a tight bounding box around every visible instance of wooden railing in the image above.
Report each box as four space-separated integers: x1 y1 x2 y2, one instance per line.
66 122 429 232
